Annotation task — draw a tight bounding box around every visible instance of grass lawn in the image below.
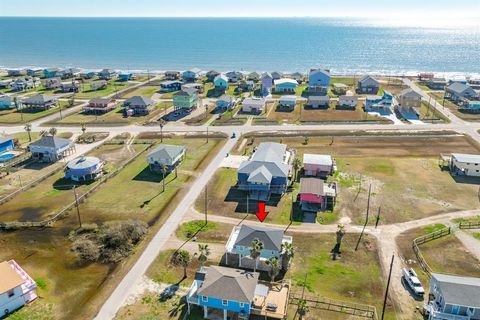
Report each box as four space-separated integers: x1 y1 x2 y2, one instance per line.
266 103 301 124
75 80 134 99
429 91 480 121
53 102 171 126
175 220 233 243
299 104 390 123
119 85 160 99
0 101 81 125
418 101 449 123
161 90 179 99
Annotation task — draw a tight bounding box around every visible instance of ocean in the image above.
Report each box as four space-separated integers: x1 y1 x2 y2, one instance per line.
0 17 479 75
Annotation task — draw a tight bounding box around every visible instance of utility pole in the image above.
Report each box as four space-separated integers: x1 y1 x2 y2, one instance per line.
381 255 395 320
375 206 381 228
204 184 208 225
301 272 307 299
73 185 82 228
14 97 24 123
355 184 371 251
290 192 294 222
206 126 209 143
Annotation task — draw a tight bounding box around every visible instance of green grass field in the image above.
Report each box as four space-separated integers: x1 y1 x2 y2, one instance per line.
0 101 81 124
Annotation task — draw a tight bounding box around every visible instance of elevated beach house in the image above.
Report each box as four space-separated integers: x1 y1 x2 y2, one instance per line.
303 153 335 177
7 69 27 77
225 224 293 271
64 156 104 182
84 98 117 113
226 71 244 83
216 95 237 111
160 80 182 92
237 142 291 200
0 260 37 317
11 77 40 92
445 83 478 103
428 77 447 90
98 68 117 80
0 137 15 154
206 70 221 82
183 68 201 82
147 144 186 173
443 153 480 177
44 77 62 90
21 94 57 110
247 72 261 82
333 83 349 95
239 80 255 92
424 273 480 320
0 97 15 110
307 69 330 95
60 81 80 93
214 74 229 91
241 97 266 114
28 136 75 162
271 71 283 80
338 95 358 109
90 80 108 91
118 72 134 81
164 71 181 80
173 89 199 111
278 95 297 110
365 91 393 110
290 72 305 83
261 72 274 96
274 78 298 93
57 68 81 80
43 68 60 78
182 83 204 94
124 96 155 116
396 88 422 113
299 177 337 212
357 75 380 94
307 95 330 109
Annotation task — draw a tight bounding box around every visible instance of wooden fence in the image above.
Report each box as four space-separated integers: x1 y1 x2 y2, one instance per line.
412 227 452 274
289 291 377 319
459 221 480 230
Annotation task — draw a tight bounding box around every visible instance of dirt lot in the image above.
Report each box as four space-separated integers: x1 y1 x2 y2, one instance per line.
299 104 390 123
429 91 480 121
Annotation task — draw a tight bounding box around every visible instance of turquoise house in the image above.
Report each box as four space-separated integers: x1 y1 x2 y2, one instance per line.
173 89 199 111
0 97 15 110
214 74 229 90
274 78 298 93
43 68 59 78
119 73 134 81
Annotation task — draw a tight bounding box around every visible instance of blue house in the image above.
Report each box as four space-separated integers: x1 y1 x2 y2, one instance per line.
0 97 15 110
308 69 331 95
216 95 236 110
0 137 15 154
187 265 259 320
214 74 229 91
43 68 59 79
274 78 298 93
238 142 291 201
225 224 293 271
182 68 201 82
118 73 134 81
365 90 393 110
160 80 182 92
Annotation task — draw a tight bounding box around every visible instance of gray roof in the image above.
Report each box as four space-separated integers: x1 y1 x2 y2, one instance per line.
242 98 265 107
398 88 422 98
252 142 286 163
247 166 272 184
197 266 259 303
308 95 330 102
300 178 324 196
148 144 185 161
161 80 182 86
89 98 115 104
235 224 285 251
452 153 480 163
239 142 289 179
0 136 14 144
124 96 154 107
310 69 330 77
29 136 72 149
432 273 480 308
22 94 56 105
174 89 196 97
66 156 101 170
359 75 380 85
447 82 473 95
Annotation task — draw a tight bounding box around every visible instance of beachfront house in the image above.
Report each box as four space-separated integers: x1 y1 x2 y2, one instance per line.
79 71 96 79
214 74 229 91
84 98 117 113
290 72 305 83
418 73 435 82
0 80 12 90
445 153 480 177
299 178 337 212
43 68 60 78
224 224 293 271
274 78 298 93
206 70 221 82
241 97 266 114
0 97 15 110
237 142 291 200
118 72 134 81
396 88 422 113
338 95 358 109
226 71 243 83
90 80 108 91
164 71 181 80
238 80 255 92
464 100 480 110
445 83 478 103
60 81 80 93
0 137 15 154
182 68 201 82
160 80 182 92
307 95 330 109
182 83 204 94
173 89 199 111
216 95 237 110
333 83 349 95
28 136 76 162
21 94 57 110
64 156 104 182
278 95 297 110
357 75 380 94
98 69 117 80
147 144 186 173
11 77 40 92
308 69 330 95
57 68 81 80
424 273 480 320
0 260 37 317
44 77 62 90
271 71 283 80
303 153 335 177
261 72 274 96
124 96 155 116
26 68 43 76
7 69 27 77
428 78 447 90
365 91 393 110
247 72 261 82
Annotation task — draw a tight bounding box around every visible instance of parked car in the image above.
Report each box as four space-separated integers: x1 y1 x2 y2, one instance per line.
402 268 425 296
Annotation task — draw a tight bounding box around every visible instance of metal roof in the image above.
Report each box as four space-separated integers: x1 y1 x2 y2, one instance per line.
452 153 480 163
432 273 480 308
274 78 298 86
247 166 272 184
303 153 333 166
0 261 25 294
66 156 101 170
29 136 72 149
0 136 14 144
300 178 325 196
124 96 155 107
234 224 285 251
148 144 185 161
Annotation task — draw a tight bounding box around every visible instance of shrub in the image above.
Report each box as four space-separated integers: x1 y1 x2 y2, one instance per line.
72 238 101 262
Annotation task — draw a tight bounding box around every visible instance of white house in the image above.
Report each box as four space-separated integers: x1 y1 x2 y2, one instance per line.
242 97 266 113
449 153 480 177
0 260 37 317
28 136 76 162
278 95 297 109
338 95 358 108
147 144 186 173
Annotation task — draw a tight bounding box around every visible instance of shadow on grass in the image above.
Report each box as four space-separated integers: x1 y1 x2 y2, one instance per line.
52 178 95 190
450 174 480 186
206 88 224 98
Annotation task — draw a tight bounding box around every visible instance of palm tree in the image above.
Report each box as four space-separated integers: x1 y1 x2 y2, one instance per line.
334 223 346 258
48 127 57 136
267 257 280 284
39 130 48 137
24 123 32 142
81 122 87 135
172 250 191 279
280 242 295 271
197 244 210 267
160 164 167 192
250 238 264 273
158 119 166 142
292 157 302 182
304 136 309 145
297 299 309 320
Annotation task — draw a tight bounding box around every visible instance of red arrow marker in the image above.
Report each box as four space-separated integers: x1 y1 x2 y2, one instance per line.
255 201 269 222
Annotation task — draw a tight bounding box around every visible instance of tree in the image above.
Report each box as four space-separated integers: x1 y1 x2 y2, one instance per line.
297 299 309 320
172 250 191 279
267 257 280 284
292 157 302 182
39 130 48 137
197 244 210 267
160 163 167 192
159 119 166 142
304 136 309 145
24 123 32 142
280 242 295 271
250 238 264 273
332 223 346 259
71 238 101 262
48 127 57 136
81 122 87 135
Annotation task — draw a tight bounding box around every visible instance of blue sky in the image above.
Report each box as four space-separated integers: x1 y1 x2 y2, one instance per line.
1 0 479 18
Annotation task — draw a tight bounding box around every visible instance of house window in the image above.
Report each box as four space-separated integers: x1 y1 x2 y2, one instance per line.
222 299 228 306
202 296 208 302
7 289 14 298
452 305 460 315
240 302 244 308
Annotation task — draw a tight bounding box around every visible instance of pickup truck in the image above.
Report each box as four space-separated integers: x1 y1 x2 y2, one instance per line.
402 268 425 296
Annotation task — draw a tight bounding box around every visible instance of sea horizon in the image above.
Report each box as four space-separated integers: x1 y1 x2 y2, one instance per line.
1 17 479 75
